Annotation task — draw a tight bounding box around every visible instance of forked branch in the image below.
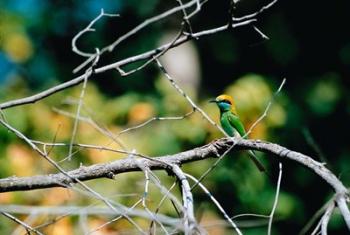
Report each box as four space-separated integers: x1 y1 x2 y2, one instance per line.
0 137 348 230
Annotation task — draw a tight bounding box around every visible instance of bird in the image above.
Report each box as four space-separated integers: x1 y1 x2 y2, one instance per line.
210 94 266 172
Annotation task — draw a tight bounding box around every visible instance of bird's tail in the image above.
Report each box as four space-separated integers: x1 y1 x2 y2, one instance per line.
248 150 266 172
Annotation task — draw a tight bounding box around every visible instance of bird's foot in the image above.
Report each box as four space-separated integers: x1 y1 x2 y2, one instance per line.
211 140 233 157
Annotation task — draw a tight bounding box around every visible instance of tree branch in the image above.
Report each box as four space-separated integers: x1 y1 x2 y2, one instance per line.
1 138 349 231
321 201 335 235
171 165 198 234
0 20 256 111
0 138 346 195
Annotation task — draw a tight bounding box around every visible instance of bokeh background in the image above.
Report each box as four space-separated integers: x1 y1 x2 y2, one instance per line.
0 0 349 234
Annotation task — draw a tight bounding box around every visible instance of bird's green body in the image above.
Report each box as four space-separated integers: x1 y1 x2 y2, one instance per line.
211 94 265 172
220 111 246 138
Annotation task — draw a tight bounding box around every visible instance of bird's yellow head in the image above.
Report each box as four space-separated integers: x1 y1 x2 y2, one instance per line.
210 94 237 114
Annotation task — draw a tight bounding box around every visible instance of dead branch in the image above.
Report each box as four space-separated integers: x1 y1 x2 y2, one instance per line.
0 19 256 111
0 137 349 230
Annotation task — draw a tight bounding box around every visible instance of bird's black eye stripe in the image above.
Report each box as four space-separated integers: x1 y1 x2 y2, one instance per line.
221 99 231 104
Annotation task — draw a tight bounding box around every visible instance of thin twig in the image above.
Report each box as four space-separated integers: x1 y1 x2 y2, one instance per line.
149 181 178 233
136 158 170 234
0 205 180 227
1 212 44 235
232 0 278 22
186 173 243 235
73 0 205 73
299 199 330 235
155 58 227 136
68 68 90 160
116 110 195 137
177 0 193 34
0 119 145 233
302 127 328 164
87 199 144 235
321 201 335 235
253 25 269 40
190 141 235 190
116 25 185 77
69 48 101 160
72 9 119 57
52 107 127 150
0 20 256 111
231 213 270 220
171 165 198 234
107 0 203 52
311 218 322 235
245 78 286 137
268 162 282 235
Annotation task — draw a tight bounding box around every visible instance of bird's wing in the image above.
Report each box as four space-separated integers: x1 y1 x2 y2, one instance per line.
227 113 247 138
227 113 266 172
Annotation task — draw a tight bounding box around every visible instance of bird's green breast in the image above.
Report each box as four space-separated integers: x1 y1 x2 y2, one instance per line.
220 111 236 137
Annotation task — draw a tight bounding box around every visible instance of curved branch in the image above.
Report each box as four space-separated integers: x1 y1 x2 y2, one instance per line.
0 137 347 195
0 20 255 111
0 137 349 229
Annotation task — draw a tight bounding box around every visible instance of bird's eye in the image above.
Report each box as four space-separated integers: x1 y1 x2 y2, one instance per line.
222 99 231 104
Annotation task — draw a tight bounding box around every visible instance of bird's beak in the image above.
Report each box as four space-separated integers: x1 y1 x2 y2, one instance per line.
209 99 217 103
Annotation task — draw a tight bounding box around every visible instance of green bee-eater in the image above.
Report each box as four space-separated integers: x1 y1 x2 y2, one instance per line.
210 94 265 172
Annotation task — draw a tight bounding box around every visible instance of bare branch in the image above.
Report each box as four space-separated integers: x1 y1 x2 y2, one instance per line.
0 19 256 111
268 162 283 235
68 68 91 160
302 127 328 164
155 58 227 136
138 162 170 234
0 205 180 226
2 135 348 231
117 110 195 136
149 181 178 233
185 173 243 235
73 0 206 73
253 25 269 40
72 9 119 57
336 195 350 229
1 136 349 231
0 119 146 232
0 137 347 196
321 201 335 235
245 78 286 137
190 141 235 190
232 0 278 22
1 212 44 235
107 0 202 52
52 107 127 150
171 165 198 234
86 199 144 235
34 191 132 231
116 26 185 77
299 199 330 235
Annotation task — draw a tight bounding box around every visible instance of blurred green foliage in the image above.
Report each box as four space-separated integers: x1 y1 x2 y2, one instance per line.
0 0 350 234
